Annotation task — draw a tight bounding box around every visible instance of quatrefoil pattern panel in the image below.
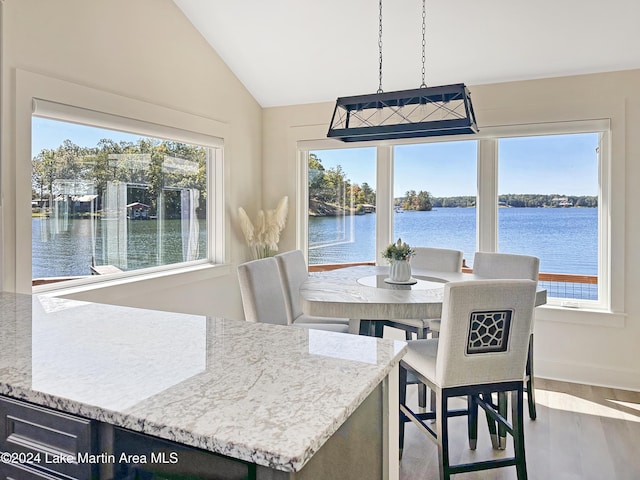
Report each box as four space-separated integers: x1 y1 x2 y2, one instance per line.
466 309 513 354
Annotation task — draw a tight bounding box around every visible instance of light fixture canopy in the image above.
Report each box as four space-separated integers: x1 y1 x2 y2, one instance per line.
327 83 478 142
328 0 478 142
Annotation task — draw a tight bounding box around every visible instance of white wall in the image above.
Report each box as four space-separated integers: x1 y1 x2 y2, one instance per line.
0 0 264 320
262 71 640 391
1 1 638 391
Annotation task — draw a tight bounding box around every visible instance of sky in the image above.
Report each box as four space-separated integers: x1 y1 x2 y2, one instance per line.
32 117 145 155
33 117 599 198
312 133 599 197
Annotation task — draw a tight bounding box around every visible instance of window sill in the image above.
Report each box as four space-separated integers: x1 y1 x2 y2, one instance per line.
34 262 232 297
536 304 626 328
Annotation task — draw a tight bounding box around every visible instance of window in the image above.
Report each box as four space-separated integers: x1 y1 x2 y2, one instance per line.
300 121 610 308
497 133 600 302
307 148 376 266
394 141 477 265
31 101 221 285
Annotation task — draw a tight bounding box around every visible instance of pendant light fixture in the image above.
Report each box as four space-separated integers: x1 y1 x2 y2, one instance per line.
327 0 478 142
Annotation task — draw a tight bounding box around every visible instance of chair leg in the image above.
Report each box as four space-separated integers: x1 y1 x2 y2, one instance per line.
416 327 428 408
467 394 478 450
399 365 408 459
498 392 508 449
436 390 450 480
511 388 528 480
418 384 428 408
430 388 436 414
482 391 499 449
526 333 537 420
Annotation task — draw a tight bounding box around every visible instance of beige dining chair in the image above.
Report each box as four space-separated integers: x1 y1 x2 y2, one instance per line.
275 250 349 327
386 246 464 340
468 251 540 450
383 247 463 409
237 257 349 333
399 279 537 480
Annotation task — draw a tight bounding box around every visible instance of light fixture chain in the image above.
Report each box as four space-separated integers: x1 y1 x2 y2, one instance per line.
378 0 384 93
421 0 427 88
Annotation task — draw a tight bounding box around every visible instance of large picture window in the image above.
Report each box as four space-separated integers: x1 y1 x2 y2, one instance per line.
31 104 220 285
301 122 609 308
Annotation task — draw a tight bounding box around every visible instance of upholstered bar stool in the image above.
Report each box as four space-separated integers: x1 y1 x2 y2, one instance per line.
399 279 537 480
387 247 464 340
386 247 463 409
237 257 349 333
275 250 349 327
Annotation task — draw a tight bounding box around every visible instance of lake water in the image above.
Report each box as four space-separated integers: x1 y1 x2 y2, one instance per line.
309 207 598 276
32 217 207 279
33 208 597 288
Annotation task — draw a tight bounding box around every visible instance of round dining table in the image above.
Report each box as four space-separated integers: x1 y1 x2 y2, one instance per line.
299 265 547 335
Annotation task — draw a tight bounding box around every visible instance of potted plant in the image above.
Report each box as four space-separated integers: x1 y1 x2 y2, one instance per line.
382 238 415 283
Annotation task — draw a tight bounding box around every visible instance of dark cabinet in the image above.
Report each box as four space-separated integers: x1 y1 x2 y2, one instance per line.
0 397 96 480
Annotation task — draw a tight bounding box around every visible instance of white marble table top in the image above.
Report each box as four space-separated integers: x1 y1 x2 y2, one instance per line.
0 292 406 472
300 266 547 321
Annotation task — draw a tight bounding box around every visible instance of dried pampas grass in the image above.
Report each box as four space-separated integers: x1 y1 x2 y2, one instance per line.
238 196 289 259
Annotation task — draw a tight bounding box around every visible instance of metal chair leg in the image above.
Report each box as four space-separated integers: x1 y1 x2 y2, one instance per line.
498 392 508 449
482 391 499 449
512 389 528 480
467 394 478 450
526 333 537 420
399 365 408 459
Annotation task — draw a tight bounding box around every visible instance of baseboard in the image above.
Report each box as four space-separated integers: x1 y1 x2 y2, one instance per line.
537 359 640 392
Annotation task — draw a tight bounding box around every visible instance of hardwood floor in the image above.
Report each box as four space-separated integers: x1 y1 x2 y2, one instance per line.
398 378 640 480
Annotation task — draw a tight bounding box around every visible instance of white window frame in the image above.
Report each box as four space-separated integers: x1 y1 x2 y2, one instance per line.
298 118 618 315
15 69 227 294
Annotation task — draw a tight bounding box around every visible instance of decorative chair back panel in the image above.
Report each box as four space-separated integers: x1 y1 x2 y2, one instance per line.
466 309 512 355
435 279 536 388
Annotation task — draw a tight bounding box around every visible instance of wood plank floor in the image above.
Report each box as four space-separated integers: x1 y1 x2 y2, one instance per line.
399 378 640 480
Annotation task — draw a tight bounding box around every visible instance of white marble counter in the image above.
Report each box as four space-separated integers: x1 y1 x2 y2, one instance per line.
0 292 406 473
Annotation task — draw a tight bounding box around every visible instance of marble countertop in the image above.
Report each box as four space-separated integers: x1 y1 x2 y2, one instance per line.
0 292 406 472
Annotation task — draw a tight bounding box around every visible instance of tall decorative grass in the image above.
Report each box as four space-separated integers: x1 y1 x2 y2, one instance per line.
238 196 288 259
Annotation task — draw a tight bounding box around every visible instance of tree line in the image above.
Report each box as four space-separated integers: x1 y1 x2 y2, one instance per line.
32 138 207 217
309 154 597 214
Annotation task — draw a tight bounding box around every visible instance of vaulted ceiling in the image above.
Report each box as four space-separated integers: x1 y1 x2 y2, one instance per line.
173 0 640 108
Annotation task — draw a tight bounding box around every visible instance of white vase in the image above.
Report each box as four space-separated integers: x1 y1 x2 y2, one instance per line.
389 259 412 282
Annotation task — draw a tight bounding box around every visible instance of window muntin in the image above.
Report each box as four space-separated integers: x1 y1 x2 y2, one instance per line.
393 141 477 265
307 148 376 265
497 133 600 302
31 116 214 284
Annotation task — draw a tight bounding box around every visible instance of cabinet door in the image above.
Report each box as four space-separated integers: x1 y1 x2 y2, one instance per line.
1 462 63 480
0 397 94 480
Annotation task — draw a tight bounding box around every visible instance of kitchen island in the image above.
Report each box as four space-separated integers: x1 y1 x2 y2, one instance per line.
0 292 406 479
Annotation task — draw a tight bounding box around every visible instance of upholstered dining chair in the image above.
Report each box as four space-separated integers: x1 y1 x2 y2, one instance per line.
387 247 464 340
399 279 537 480
237 257 349 333
464 251 540 451
386 247 464 409
275 250 349 327
472 252 540 417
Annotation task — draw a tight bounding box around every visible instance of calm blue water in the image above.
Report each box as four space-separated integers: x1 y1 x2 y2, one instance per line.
32 217 207 278
309 208 598 276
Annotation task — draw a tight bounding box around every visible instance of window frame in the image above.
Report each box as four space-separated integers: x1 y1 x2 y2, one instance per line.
15 69 227 294
298 119 616 312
